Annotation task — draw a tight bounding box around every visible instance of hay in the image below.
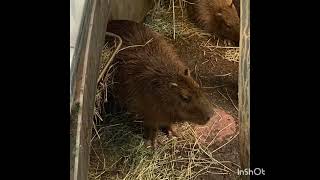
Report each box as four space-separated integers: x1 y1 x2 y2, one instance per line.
97 32 123 84
89 115 239 180
118 38 154 52
95 33 121 124
144 0 239 62
224 48 240 63
144 3 212 40
225 88 239 112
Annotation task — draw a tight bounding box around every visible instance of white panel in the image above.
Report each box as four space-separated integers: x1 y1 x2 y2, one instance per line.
70 0 86 69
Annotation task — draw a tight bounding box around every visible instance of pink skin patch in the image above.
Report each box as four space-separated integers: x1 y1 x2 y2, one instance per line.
193 108 237 146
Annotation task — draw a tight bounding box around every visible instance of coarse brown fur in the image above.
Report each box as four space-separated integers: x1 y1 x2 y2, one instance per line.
187 0 240 43
233 0 240 16
106 20 214 147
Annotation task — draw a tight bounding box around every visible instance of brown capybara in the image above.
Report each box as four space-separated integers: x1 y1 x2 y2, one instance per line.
106 20 214 148
187 0 240 43
233 0 240 16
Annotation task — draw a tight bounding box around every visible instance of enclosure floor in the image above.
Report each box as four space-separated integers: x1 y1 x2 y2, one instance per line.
167 19 240 180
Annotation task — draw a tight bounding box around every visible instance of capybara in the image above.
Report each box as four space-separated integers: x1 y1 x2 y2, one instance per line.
187 0 240 43
106 20 214 148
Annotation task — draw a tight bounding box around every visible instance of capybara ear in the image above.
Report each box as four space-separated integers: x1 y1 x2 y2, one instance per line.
184 68 191 77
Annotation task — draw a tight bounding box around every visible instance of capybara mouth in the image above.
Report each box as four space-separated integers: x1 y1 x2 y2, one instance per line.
197 120 209 125
188 117 210 125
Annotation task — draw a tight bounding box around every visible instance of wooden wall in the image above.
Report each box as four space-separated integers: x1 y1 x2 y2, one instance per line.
239 0 250 179
109 0 154 22
70 0 154 180
70 0 110 180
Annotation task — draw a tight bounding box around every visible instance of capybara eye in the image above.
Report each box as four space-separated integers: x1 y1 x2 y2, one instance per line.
180 94 191 103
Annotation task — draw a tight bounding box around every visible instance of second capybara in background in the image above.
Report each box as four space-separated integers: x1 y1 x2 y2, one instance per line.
187 0 240 43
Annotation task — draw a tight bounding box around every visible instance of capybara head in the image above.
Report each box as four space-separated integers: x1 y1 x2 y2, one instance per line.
166 68 214 125
213 0 240 43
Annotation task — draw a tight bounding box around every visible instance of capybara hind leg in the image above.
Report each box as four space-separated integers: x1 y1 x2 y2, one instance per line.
164 125 180 138
160 126 170 136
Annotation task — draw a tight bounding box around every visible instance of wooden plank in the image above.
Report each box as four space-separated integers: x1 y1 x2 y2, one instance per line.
70 0 110 180
239 0 250 179
109 0 154 22
70 0 92 110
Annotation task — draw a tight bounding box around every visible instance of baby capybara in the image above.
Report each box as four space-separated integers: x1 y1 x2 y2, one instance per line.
187 0 240 43
106 20 214 148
